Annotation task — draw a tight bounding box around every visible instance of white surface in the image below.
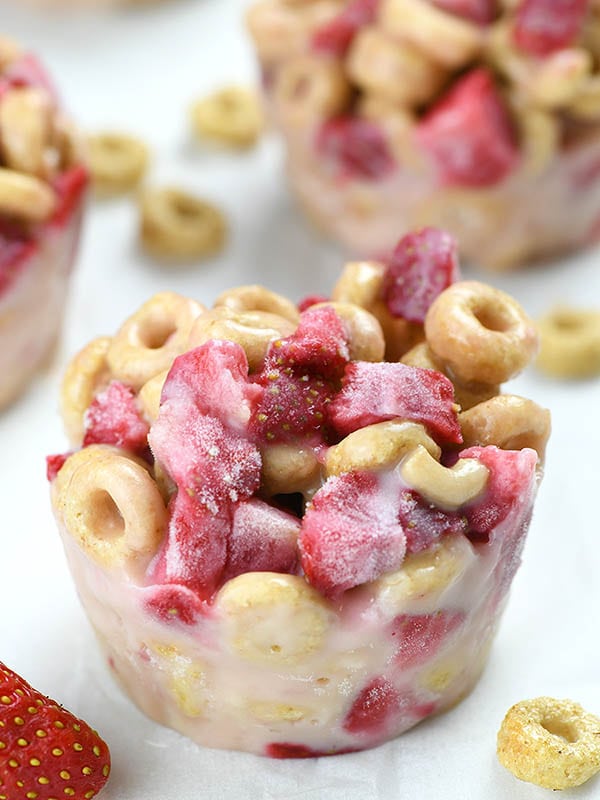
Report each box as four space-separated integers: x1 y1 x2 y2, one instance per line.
1 2 600 798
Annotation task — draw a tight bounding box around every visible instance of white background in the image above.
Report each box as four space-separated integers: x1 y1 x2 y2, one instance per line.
1 1 599 798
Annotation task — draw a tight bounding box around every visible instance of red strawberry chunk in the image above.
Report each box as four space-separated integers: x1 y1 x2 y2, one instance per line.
312 0 380 55
399 490 468 554
161 341 263 435
49 164 89 227
148 490 230 598
268 305 350 380
389 611 465 669
316 116 396 182
142 583 205 626
0 661 110 800
328 361 462 445
299 470 407 597
0 54 58 99
513 0 589 57
382 227 461 324
343 677 435 735
266 742 358 758
417 68 520 188
46 451 71 482
223 498 300 581
150 410 261 512
0 218 37 298
83 380 150 454
297 293 329 313
432 0 497 24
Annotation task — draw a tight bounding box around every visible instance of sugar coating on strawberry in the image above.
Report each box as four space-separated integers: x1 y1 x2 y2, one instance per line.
160 341 263 434
148 490 231 598
432 0 497 24
513 0 589 57
417 68 520 188
389 610 465 669
299 470 407 596
223 498 300 581
399 490 468 554
143 583 205 626
312 0 380 55
0 661 110 800
328 361 462 445
83 380 150 454
316 116 396 182
342 677 435 735
382 227 461 324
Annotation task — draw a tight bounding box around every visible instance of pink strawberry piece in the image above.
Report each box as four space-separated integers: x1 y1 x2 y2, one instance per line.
432 0 497 24
49 164 89 227
223 498 300 581
268 305 350 380
0 218 37 297
381 227 461 323
149 410 261 513
0 661 111 800
417 68 520 188
160 340 263 435
147 490 230 598
312 0 380 55
316 116 396 182
83 380 150 454
143 583 205 626
328 361 462 445
343 677 436 735
297 294 329 313
265 742 358 758
399 490 468 554
0 54 58 99
389 611 465 669
299 470 406 597
513 0 589 57
46 451 71 482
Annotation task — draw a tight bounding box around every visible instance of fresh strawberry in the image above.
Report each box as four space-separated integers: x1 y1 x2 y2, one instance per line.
299 470 406 596
312 0 380 55
316 116 396 182
142 583 205 626
417 68 519 187
83 380 150 455
382 227 461 324
342 677 435 735
513 0 589 57
328 361 462 446
222 498 300 581
0 661 110 800
389 611 465 669
46 452 71 482
432 0 497 24
399 490 468 554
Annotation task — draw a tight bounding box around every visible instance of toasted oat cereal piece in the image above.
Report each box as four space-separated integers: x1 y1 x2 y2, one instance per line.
497 697 600 790
138 187 227 261
88 132 149 196
190 86 263 148
536 306 600 379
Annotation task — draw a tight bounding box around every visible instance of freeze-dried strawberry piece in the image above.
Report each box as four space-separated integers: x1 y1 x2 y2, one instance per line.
46 452 71 482
0 219 36 297
343 677 435 735
461 445 538 540
0 54 58 98
328 361 462 445
382 228 461 324
83 380 150 454
299 470 406 597
389 611 465 669
297 294 329 313
417 68 519 188
161 341 263 434
50 165 89 227
312 0 379 55
513 0 589 57
266 742 358 758
268 305 350 380
222 498 300 581
432 0 497 24
399 490 468 554
148 490 230 598
150 410 261 513
143 583 205 626
316 116 396 182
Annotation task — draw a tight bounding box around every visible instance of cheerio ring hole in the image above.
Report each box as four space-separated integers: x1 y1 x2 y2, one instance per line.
472 300 513 333
137 314 178 350
542 716 579 743
551 311 586 332
86 490 125 540
270 644 282 654
172 195 204 221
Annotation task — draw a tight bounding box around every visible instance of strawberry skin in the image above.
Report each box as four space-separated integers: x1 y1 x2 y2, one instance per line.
0 662 110 800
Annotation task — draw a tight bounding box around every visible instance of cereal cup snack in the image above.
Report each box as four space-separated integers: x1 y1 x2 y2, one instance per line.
49 228 550 757
0 37 88 410
248 0 600 269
